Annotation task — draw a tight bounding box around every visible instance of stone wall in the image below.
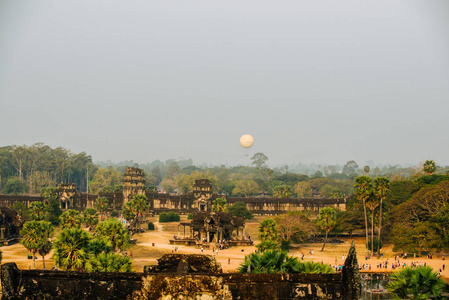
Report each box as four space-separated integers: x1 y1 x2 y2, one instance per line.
1 246 361 300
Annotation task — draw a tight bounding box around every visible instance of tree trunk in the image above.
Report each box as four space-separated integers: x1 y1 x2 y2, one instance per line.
363 199 369 256
32 252 36 269
371 211 375 258
42 255 46 270
321 230 328 251
377 198 383 258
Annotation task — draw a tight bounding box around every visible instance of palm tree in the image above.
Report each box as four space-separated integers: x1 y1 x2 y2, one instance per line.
354 176 373 256
95 218 130 252
59 209 82 229
258 218 278 242
318 207 337 251
20 220 54 269
365 194 379 257
387 266 445 299
212 197 227 212
238 249 334 274
86 253 133 272
38 241 52 270
423 160 436 175
127 194 149 230
88 238 113 256
52 228 91 271
95 196 109 221
29 201 47 221
82 208 99 230
373 176 390 258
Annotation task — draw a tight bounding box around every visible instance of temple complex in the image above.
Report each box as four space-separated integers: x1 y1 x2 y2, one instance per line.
0 167 348 216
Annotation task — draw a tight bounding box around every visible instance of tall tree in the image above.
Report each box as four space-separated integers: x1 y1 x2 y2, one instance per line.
258 218 278 242
365 194 379 257
373 176 390 258
251 152 268 169
20 220 54 269
317 207 337 251
212 197 227 212
232 180 259 197
127 194 149 230
354 176 373 256
294 181 312 197
272 185 292 198
423 160 436 175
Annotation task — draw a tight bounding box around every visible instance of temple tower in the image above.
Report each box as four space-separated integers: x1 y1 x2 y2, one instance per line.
122 167 146 203
57 183 76 210
193 179 212 211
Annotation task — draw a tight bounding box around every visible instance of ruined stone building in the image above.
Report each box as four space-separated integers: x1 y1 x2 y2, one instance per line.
0 207 24 244
0 167 348 215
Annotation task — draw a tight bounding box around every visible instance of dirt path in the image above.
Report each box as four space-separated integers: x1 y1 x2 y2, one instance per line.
1 216 448 283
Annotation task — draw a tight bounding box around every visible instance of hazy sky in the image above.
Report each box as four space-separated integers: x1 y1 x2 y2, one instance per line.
1 1 449 167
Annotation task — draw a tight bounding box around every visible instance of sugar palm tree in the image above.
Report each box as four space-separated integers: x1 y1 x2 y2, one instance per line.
387 266 445 300
52 228 91 271
365 194 379 257
86 252 133 272
29 201 47 221
20 220 54 269
82 208 99 230
59 209 82 229
354 176 373 256
317 207 337 251
373 176 390 258
127 194 149 231
238 249 334 274
95 218 130 252
95 196 109 221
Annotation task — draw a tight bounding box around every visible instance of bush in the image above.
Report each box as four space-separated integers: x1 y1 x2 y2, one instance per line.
368 238 383 252
159 212 180 223
148 222 155 230
111 211 119 217
187 213 193 220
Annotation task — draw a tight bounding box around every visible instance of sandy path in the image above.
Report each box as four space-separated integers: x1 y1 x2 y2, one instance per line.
1 216 447 283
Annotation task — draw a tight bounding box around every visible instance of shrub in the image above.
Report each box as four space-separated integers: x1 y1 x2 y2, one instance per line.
367 238 383 252
159 212 180 223
110 210 119 217
148 222 155 230
187 213 193 220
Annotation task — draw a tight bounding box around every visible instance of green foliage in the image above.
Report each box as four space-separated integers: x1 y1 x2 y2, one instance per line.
59 209 82 229
89 167 123 194
110 210 119 217
127 194 149 229
272 185 292 198
367 238 383 252
29 201 47 221
212 197 227 212
12 202 29 219
387 181 420 206
20 220 54 268
3 177 27 195
88 238 113 256
317 207 337 251
227 201 253 220
256 239 280 252
238 249 334 274
293 181 312 197
52 228 91 271
147 221 155 230
95 196 109 215
422 160 437 175
273 173 309 186
95 218 130 252
258 218 278 242
320 185 341 198
159 212 181 223
187 213 193 220
416 174 449 186
82 208 99 230
251 152 268 169
387 266 445 300
86 252 133 272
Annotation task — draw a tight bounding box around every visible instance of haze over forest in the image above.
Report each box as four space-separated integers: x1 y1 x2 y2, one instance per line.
1 1 449 166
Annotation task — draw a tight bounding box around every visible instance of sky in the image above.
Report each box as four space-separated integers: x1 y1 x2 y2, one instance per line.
1 0 449 167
